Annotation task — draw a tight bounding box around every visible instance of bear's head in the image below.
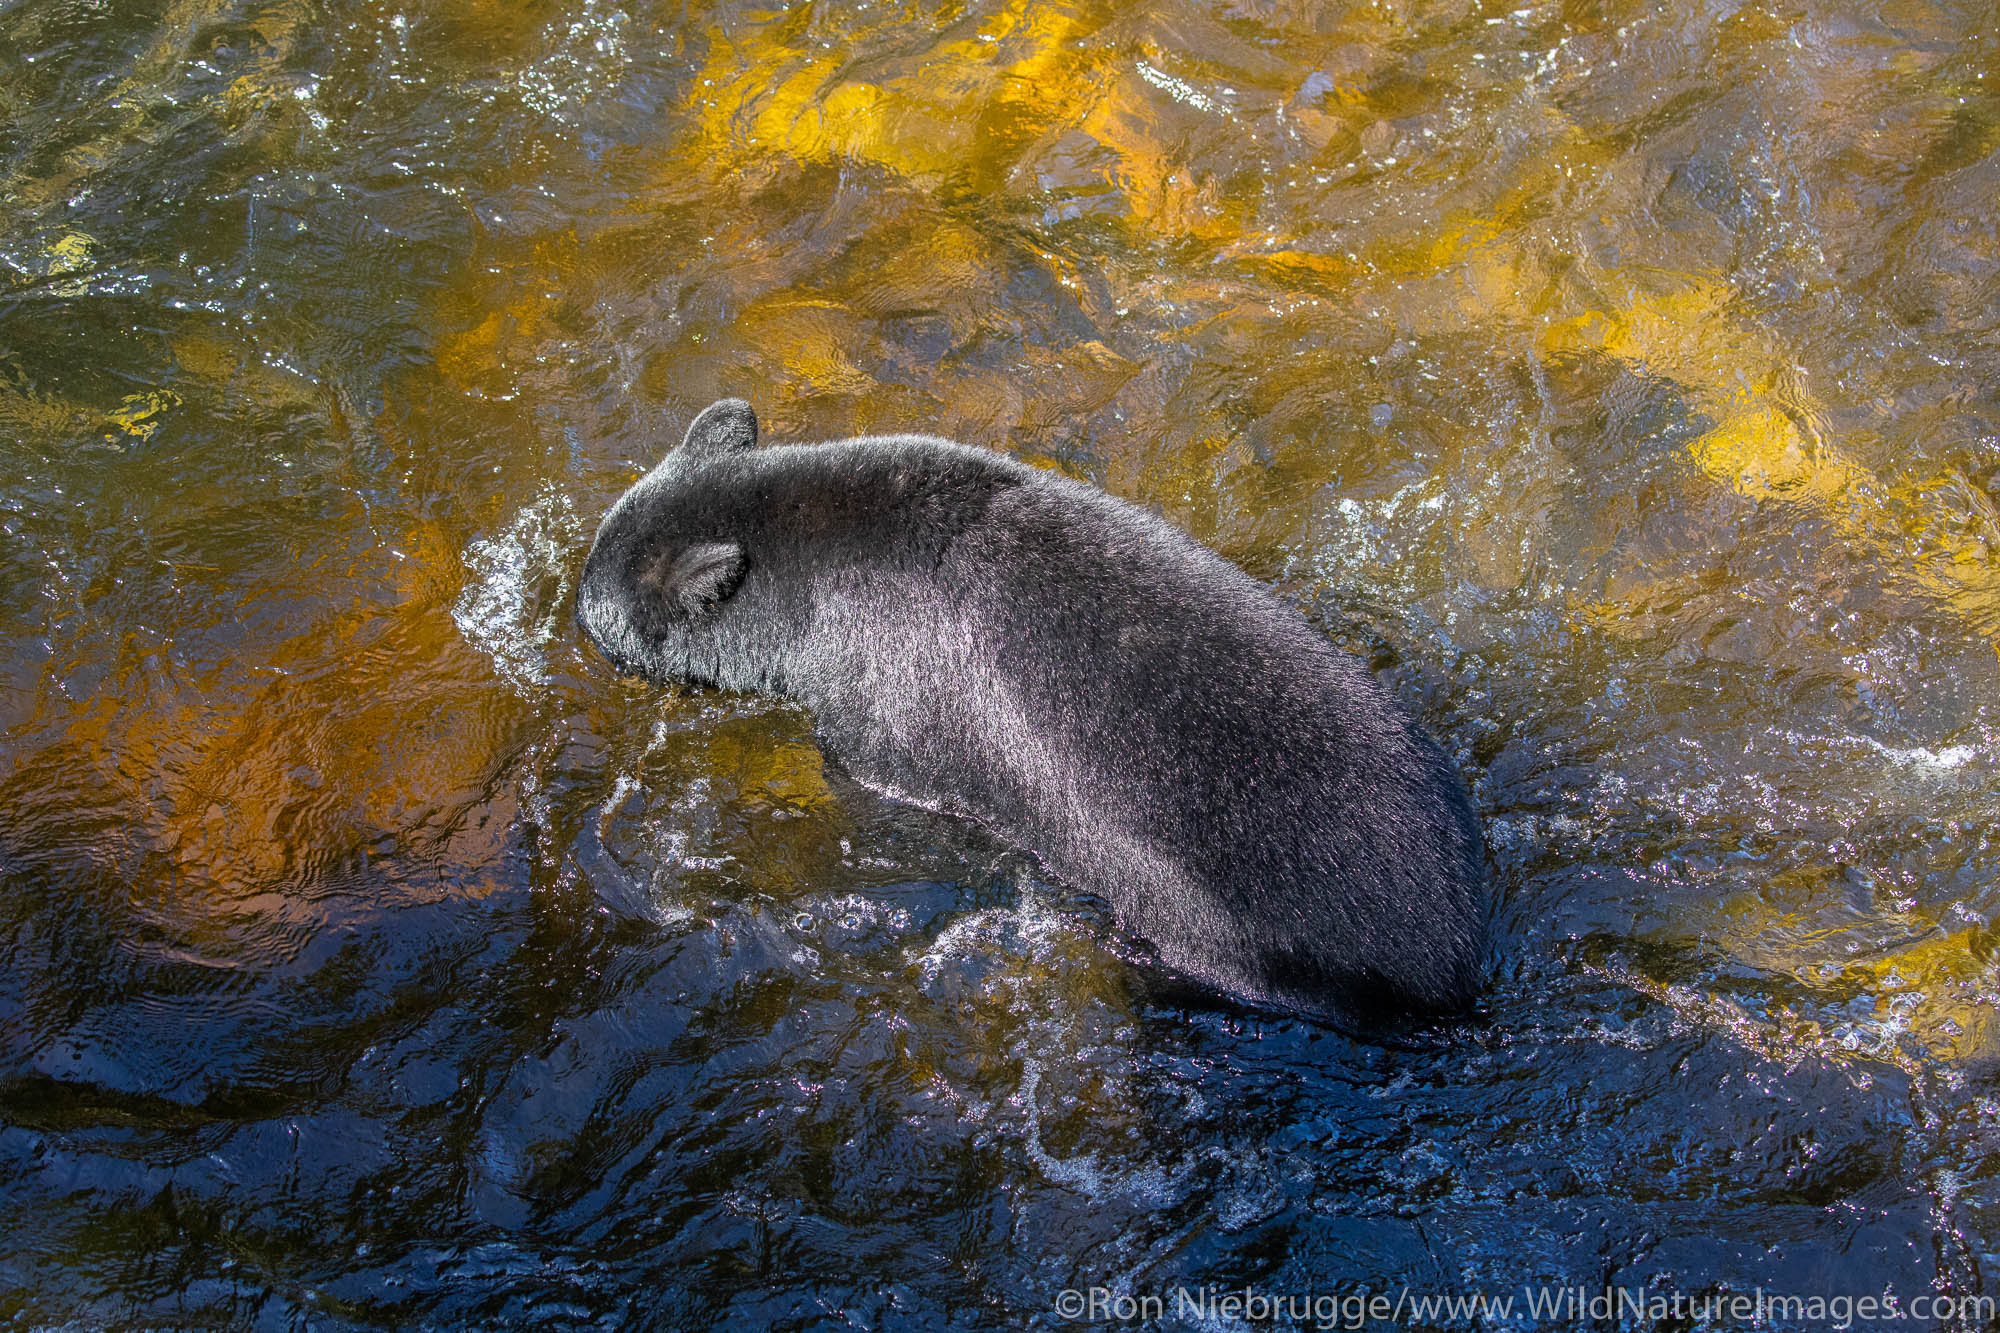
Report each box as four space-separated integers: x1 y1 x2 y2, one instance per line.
575 399 800 690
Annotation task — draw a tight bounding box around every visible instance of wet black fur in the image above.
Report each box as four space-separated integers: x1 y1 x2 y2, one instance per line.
577 399 1488 1024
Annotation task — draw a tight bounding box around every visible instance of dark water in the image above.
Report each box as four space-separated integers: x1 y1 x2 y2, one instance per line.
3 0 1999 1328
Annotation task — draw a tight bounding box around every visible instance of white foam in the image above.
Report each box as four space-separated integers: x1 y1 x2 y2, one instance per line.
1761 726 1984 775
909 888 1072 985
1019 1057 1111 1195
452 492 582 692
1853 736 1980 771
601 773 640 818
1135 60 1226 116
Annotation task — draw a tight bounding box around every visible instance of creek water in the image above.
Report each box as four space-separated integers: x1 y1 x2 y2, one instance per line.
1 0 1997 1328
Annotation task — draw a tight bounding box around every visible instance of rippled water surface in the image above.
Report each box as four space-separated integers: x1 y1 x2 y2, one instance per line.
3 0 1999 1328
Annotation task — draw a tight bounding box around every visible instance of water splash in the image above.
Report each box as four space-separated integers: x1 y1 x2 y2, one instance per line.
452 491 583 693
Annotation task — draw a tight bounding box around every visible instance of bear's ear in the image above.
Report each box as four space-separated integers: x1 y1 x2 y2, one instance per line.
679 399 759 457
643 541 748 616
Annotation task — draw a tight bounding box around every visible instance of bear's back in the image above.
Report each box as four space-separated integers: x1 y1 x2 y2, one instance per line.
725 438 1484 1018
955 468 1484 1014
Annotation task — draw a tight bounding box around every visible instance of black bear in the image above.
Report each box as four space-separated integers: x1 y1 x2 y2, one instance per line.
577 399 1487 1024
